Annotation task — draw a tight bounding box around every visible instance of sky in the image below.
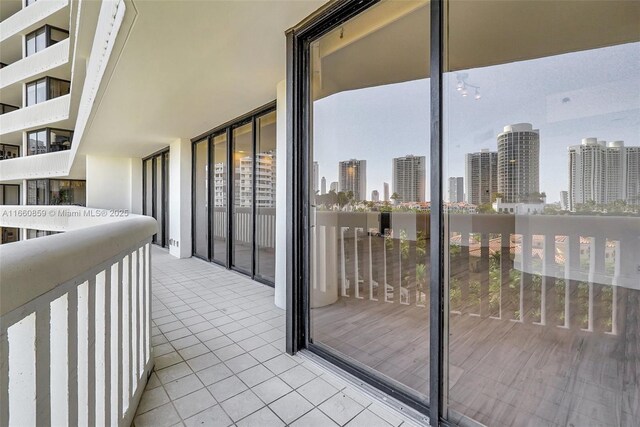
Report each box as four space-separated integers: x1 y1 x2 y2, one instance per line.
312 42 640 203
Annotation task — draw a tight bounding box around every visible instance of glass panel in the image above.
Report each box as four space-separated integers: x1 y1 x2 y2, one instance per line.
35 28 46 52
232 122 253 272
49 129 72 152
211 133 228 264
27 180 46 205
194 139 209 258
309 0 430 400
0 144 19 159
26 33 36 56
28 130 47 155
4 185 20 205
444 2 640 425
48 79 70 99
36 79 47 103
1 227 19 244
255 111 276 282
144 159 153 216
26 82 36 106
49 28 68 44
48 180 85 206
156 157 164 245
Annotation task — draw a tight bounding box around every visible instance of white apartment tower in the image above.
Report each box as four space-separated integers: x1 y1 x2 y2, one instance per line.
338 159 366 201
448 176 464 203
371 190 379 202
383 182 390 201
465 149 497 205
497 123 540 203
568 139 640 210
321 176 326 195
236 152 276 208
392 155 426 203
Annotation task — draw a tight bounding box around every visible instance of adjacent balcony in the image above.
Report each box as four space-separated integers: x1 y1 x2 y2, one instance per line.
0 38 70 90
0 94 70 136
0 151 71 181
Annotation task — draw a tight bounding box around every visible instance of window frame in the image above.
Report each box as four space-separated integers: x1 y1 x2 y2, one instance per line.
25 25 69 57
26 179 86 206
25 76 71 106
26 128 74 155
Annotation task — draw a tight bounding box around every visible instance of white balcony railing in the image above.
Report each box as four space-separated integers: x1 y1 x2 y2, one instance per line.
0 150 71 181
0 0 68 43
0 39 70 90
0 207 157 426
0 94 71 136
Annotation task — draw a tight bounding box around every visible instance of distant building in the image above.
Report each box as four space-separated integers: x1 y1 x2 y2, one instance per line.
371 190 379 202
448 177 464 203
338 159 367 201
383 182 390 202
330 181 338 193
392 155 426 203
465 149 497 205
497 123 540 203
321 176 326 195
237 152 276 208
560 191 569 211
493 197 545 215
568 139 640 210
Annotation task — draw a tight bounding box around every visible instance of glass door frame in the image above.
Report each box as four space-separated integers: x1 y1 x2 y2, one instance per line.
190 101 277 287
285 0 446 423
143 147 170 248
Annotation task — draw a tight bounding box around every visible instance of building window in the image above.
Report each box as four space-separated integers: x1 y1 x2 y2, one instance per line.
27 128 73 155
191 102 276 285
0 103 19 115
0 144 20 160
25 25 69 57
27 179 86 206
26 77 70 106
0 184 20 205
26 229 60 239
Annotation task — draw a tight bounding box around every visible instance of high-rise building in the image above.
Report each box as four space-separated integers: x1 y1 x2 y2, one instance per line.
497 123 540 203
330 181 339 193
321 176 327 195
568 139 640 210
338 159 367 201
392 155 426 203
313 161 319 194
236 152 276 208
560 191 569 211
465 149 498 205
371 190 379 202
383 182 390 202
448 177 464 203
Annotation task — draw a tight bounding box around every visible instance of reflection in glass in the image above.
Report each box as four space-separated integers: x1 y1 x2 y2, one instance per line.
255 111 277 282
194 139 209 258
308 0 430 400
144 159 153 218
211 133 228 264
444 1 640 425
232 123 253 272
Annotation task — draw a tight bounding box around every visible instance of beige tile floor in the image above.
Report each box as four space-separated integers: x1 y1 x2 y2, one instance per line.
134 247 426 427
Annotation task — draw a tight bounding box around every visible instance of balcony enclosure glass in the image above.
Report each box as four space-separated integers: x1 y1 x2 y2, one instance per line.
27 128 73 155
0 143 20 160
191 104 277 285
26 77 70 106
26 179 86 206
290 0 640 424
25 25 69 57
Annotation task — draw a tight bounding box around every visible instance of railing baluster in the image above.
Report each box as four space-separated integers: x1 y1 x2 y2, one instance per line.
500 233 512 320
479 233 490 317
354 228 362 299
117 260 124 422
542 234 556 326
139 247 145 374
35 305 51 426
520 233 533 323
87 278 96 426
1 322 10 427
340 228 348 297
566 235 580 330
146 244 152 371
460 233 470 315
104 269 112 427
67 288 78 427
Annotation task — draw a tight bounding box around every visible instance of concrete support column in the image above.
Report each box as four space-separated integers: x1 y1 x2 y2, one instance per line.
86 155 136 210
169 138 192 258
274 80 287 309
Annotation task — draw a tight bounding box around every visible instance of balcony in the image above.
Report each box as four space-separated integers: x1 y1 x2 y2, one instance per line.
0 94 70 136
0 150 71 181
0 38 70 90
0 206 422 426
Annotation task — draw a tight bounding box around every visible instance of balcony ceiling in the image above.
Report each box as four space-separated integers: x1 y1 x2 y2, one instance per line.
79 0 325 158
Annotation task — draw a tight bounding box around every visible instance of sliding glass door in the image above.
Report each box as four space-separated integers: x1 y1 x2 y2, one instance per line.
191 104 277 285
289 0 640 425
143 149 170 248
306 0 431 407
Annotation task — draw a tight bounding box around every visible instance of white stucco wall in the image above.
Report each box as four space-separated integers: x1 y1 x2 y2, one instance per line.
85 155 133 210
169 138 192 258
274 80 287 310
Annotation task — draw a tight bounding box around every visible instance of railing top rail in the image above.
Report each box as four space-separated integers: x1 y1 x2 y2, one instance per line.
0 215 157 317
